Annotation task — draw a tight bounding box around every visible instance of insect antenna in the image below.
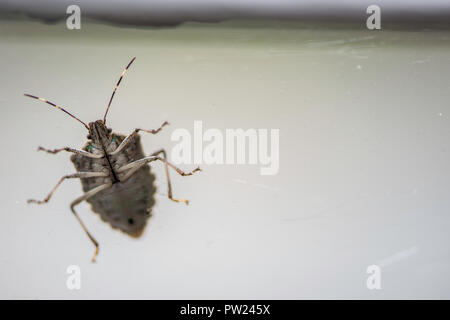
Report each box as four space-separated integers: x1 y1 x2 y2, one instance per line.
103 57 136 124
24 94 89 130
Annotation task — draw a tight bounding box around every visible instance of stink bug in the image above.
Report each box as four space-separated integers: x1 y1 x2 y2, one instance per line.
25 57 201 262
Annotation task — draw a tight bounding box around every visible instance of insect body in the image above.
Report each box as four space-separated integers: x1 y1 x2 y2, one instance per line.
25 58 201 262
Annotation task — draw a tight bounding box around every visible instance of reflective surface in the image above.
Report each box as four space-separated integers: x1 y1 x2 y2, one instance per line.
0 20 449 299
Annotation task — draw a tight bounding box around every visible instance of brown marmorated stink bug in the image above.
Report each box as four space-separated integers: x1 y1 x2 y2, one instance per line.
25 57 201 262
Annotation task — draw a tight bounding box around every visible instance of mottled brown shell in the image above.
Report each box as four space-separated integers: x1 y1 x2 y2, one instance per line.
71 133 156 237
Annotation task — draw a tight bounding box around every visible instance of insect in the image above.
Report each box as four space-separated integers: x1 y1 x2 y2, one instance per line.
25 57 201 262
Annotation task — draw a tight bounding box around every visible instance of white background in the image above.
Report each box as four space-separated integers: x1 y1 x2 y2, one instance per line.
0 19 449 299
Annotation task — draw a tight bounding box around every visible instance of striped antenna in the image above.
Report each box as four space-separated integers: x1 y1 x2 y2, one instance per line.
24 94 89 130
103 57 136 124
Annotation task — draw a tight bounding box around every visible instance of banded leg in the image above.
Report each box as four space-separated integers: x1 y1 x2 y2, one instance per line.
109 121 169 156
118 155 201 205
28 172 109 204
37 146 104 159
70 183 113 263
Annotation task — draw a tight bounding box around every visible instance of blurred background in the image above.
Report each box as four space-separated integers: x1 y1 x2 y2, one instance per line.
0 0 450 299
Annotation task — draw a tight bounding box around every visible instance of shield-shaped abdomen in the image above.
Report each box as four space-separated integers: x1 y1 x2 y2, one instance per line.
71 134 156 237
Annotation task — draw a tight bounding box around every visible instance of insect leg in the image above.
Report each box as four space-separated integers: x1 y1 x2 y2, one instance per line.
148 149 190 204
136 121 169 135
118 156 200 177
108 121 169 156
117 155 201 204
37 146 104 158
70 183 113 263
27 172 108 204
